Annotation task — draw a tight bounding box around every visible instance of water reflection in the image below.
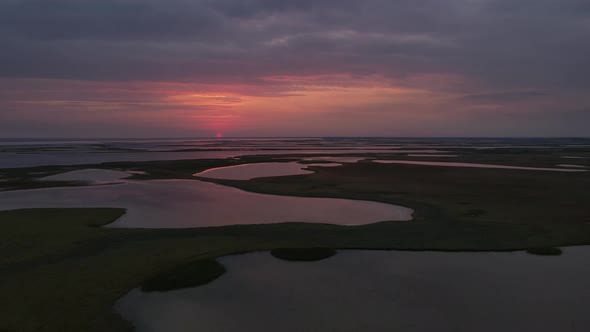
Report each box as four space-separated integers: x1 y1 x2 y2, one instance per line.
372 160 588 172
193 162 315 180
117 247 590 332
40 169 133 183
0 180 413 228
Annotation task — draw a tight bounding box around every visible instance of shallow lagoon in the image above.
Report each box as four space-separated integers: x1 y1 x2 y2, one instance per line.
372 160 588 172
193 162 315 180
116 247 590 332
305 163 342 167
407 154 458 157
301 156 368 163
194 162 343 180
556 164 588 169
2 137 590 168
561 156 587 159
0 148 437 168
40 169 133 183
0 180 413 227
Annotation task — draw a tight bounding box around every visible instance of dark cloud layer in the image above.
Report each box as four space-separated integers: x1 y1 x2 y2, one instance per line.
1 0 588 91
461 91 549 104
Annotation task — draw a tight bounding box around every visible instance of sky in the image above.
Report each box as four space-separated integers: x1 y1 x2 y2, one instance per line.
1 0 589 138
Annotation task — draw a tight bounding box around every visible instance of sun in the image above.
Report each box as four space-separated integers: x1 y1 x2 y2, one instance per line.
216 132 223 138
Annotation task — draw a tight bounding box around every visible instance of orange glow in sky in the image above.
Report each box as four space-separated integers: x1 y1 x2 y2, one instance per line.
5 72 581 137
2 0 588 138
0 75 463 137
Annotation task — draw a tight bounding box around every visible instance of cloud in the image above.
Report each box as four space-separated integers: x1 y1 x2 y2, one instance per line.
0 0 589 136
461 91 550 104
0 0 586 90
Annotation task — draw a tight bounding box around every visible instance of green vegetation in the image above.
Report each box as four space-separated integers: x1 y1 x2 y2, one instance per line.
1 206 588 331
1 151 590 331
271 247 337 261
141 259 226 292
205 161 590 225
0 159 243 191
526 247 563 255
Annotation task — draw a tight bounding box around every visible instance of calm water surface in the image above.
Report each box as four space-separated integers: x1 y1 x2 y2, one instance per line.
117 247 590 332
0 180 413 227
372 160 588 172
40 169 133 183
193 162 343 180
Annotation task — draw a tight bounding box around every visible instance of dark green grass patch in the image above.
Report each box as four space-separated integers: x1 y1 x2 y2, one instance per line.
526 247 563 255
1 208 589 331
2 151 590 331
271 247 337 261
141 259 226 292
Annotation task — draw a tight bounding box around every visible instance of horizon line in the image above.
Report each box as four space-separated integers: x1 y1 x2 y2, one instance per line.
1 136 590 141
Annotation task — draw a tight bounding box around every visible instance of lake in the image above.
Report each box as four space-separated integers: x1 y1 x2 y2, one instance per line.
116 247 590 332
0 180 413 227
